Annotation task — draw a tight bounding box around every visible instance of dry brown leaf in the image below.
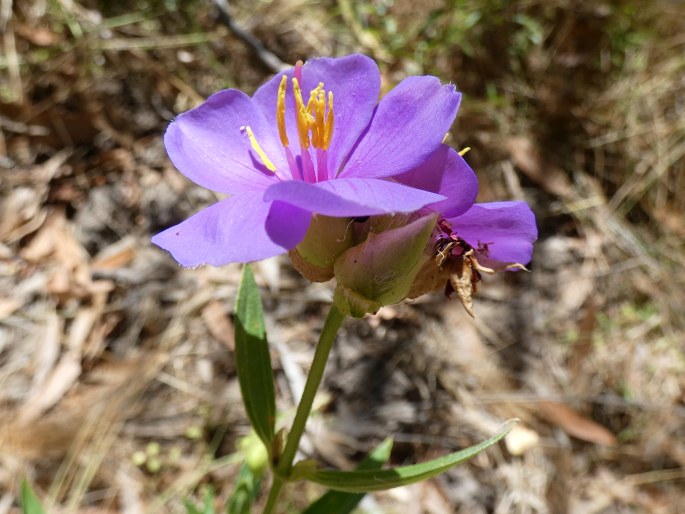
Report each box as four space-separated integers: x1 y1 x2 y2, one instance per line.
538 401 617 446
47 266 72 295
84 312 122 361
555 270 594 321
0 241 12 259
569 297 597 380
92 236 137 271
449 257 475 318
506 137 573 198
202 299 235 350
0 186 46 242
653 206 685 237
24 209 115 299
15 22 63 46
28 311 62 396
53 230 90 273
421 480 453 514
67 306 100 353
18 351 82 425
0 298 22 320
20 208 71 263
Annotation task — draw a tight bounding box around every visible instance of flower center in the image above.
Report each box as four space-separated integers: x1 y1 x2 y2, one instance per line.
277 73 335 152
242 61 335 183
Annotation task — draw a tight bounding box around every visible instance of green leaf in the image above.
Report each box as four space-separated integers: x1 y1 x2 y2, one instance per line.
300 421 515 493
20 480 46 514
235 264 276 449
227 463 263 514
303 439 393 514
184 486 215 514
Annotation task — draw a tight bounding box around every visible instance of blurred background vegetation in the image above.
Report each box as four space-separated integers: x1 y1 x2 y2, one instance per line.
2 0 685 512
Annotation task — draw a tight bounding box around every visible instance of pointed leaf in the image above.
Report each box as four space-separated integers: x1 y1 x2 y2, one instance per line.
300 421 514 493
20 480 46 514
303 439 393 514
227 463 263 514
235 264 276 448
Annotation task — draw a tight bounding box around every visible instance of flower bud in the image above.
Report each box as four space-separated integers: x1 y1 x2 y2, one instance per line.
289 215 355 282
333 213 438 317
238 431 269 474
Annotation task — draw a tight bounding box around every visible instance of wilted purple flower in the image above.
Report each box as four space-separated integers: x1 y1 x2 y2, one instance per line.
401 201 536 316
442 201 537 270
396 144 536 256
152 54 466 267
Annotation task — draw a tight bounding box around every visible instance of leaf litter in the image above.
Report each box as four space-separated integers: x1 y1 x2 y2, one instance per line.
2 0 685 512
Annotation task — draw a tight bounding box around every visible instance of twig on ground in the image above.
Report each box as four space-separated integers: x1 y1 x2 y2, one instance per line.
212 0 287 73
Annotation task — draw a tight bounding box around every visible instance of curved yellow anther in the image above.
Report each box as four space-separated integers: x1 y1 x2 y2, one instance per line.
277 75 289 147
458 146 471 156
323 90 334 150
242 126 276 172
307 86 323 148
312 89 325 148
283 78 334 152
292 77 311 149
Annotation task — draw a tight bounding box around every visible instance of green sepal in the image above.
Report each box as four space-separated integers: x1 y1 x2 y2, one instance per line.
333 214 437 318
235 264 276 449
299 421 515 493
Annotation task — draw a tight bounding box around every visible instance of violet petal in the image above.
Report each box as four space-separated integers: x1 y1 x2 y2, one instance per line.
395 145 478 218
448 201 538 265
165 90 285 194
263 177 446 217
151 192 287 266
340 76 461 179
265 200 312 249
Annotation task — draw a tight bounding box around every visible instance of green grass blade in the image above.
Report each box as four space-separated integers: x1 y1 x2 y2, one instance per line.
20 480 46 514
301 421 514 493
227 463 263 514
184 487 216 514
235 264 276 449
303 438 393 514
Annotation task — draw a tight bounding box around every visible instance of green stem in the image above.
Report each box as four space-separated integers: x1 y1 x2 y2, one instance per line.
278 303 345 475
262 304 345 513
261 477 284 514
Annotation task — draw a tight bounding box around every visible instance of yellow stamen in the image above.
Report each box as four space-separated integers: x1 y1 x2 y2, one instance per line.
312 89 326 148
292 77 311 149
307 85 323 147
306 83 324 111
458 146 471 156
282 77 334 152
323 91 334 150
277 75 289 147
242 126 276 172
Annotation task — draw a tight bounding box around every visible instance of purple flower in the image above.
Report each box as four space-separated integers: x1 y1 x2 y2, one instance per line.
152 54 464 267
443 201 537 269
394 144 537 270
387 140 537 313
